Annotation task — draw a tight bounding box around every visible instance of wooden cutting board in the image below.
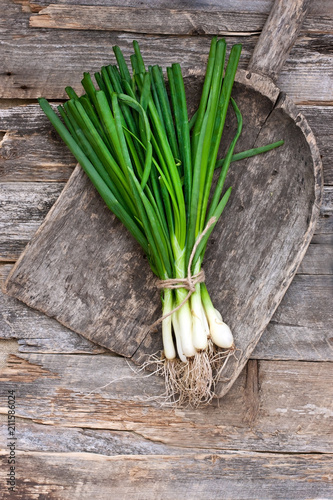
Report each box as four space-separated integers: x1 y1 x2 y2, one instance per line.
3 0 322 398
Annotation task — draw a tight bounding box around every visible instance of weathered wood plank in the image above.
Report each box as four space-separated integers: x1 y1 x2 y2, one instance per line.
0 26 255 100
0 10 332 104
30 1 332 38
0 264 105 354
25 0 333 34
0 354 332 454
316 186 333 234
22 0 333 19
1 261 332 360
0 182 65 261
0 104 76 182
0 449 332 500
28 5 264 35
252 275 333 360
279 34 333 104
1 104 332 184
297 242 333 274
0 420 193 456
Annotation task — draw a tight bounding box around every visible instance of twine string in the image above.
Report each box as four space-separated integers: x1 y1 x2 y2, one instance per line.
147 216 217 332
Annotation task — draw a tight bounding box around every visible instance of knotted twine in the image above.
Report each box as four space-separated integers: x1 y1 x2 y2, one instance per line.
147 216 216 332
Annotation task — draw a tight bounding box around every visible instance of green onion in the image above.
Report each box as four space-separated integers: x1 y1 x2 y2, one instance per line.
39 39 284 407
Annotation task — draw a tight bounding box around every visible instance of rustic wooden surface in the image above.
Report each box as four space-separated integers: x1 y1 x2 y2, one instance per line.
0 0 332 498
3 0 323 397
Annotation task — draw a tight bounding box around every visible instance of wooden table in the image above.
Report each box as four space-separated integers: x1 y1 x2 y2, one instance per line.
0 1 332 498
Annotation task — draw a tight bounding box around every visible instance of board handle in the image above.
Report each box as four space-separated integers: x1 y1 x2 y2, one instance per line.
248 0 310 81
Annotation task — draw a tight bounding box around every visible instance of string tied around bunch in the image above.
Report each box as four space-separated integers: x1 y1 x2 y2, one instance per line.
147 216 216 332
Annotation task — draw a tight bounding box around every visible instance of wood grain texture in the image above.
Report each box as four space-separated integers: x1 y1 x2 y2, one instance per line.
0 181 65 261
29 4 264 35
26 0 333 34
251 275 333 360
316 186 333 235
0 449 332 500
0 420 192 456
248 0 311 81
29 2 333 43
0 354 332 454
0 264 106 354
0 1 332 498
0 104 76 182
297 242 333 274
1 2 333 104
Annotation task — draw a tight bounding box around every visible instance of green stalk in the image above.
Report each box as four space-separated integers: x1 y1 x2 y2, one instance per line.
207 98 242 221
149 65 166 131
94 90 124 166
147 99 186 248
215 140 285 169
95 72 107 94
191 36 217 159
186 98 211 267
113 45 132 85
151 65 179 160
199 44 242 232
171 63 192 214
60 103 133 216
65 86 79 100
38 98 148 253
195 39 226 235
133 40 146 73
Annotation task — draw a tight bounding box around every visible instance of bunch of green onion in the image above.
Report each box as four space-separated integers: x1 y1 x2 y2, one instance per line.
39 38 283 406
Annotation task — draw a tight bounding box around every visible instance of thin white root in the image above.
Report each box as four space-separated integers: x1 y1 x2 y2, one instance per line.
146 339 240 408
82 344 241 408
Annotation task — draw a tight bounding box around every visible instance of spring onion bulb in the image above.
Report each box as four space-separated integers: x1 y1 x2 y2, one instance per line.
39 38 284 406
